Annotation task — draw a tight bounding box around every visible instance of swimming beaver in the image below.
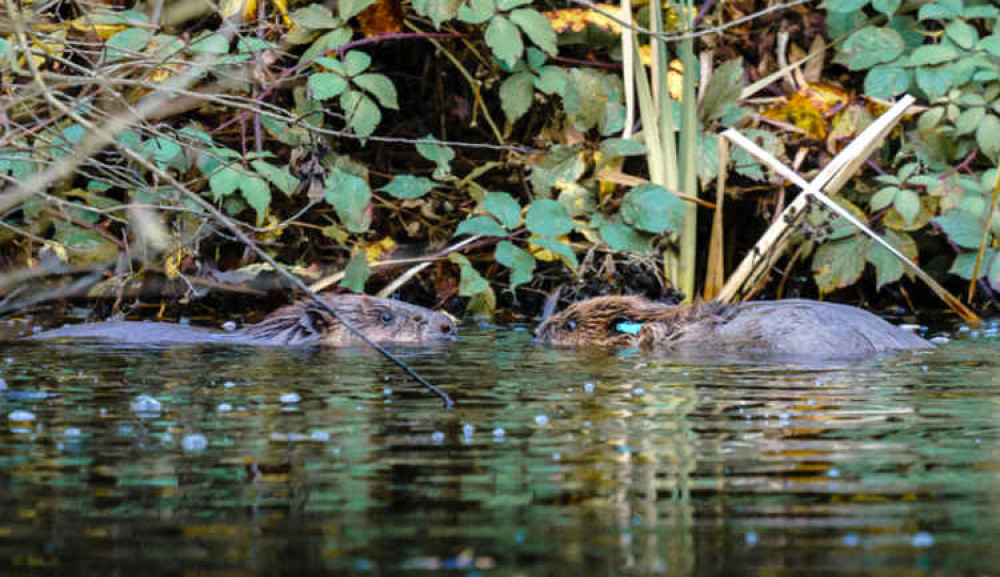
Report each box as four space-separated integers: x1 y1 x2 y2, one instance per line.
30 294 456 346
534 296 932 358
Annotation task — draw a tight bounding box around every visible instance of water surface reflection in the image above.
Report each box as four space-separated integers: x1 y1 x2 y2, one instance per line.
0 326 997 575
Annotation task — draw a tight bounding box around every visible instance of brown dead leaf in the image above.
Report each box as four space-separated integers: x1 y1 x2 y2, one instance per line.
358 0 403 36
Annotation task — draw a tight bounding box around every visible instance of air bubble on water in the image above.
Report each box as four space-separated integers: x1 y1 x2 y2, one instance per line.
64 427 81 437
130 395 162 414
221 321 237 332
745 531 758 547
223 381 236 388
462 424 474 439
383 387 392 396
552 452 561 461
217 403 232 412
182 434 207 451
584 382 595 394
843 533 859 547
431 431 445 444
280 392 300 404
311 430 330 442
912 532 933 548
8 410 35 422
492 427 505 437
634 387 645 395
827 468 840 478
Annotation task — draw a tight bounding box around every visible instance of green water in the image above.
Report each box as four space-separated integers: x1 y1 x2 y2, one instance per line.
0 323 997 576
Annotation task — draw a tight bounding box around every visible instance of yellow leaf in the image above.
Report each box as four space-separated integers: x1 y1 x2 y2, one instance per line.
221 0 256 21
363 237 396 262
164 247 191 279
69 18 126 40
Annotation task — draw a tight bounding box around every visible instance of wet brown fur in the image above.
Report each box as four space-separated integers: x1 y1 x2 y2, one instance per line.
534 296 732 349
31 294 456 346
244 294 456 345
534 295 932 356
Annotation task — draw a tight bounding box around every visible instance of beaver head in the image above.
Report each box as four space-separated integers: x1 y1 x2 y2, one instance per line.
534 295 730 349
244 294 456 346
534 295 676 348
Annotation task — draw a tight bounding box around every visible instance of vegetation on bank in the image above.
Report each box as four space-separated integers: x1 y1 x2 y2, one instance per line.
0 0 997 319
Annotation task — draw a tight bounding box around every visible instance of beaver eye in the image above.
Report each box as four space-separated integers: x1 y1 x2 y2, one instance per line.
566 319 577 330
379 311 395 324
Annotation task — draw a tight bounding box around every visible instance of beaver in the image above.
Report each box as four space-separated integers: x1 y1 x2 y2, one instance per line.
29 294 456 346
534 296 932 358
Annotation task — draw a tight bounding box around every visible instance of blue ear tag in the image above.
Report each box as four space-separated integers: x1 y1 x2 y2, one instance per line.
615 321 644 335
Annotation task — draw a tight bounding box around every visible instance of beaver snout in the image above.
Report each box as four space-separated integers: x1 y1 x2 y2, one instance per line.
433 314 458 340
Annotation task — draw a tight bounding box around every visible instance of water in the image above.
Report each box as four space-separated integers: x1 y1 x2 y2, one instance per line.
0 325 997 575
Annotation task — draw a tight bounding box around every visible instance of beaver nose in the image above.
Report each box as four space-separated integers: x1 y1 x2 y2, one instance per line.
440 321 454 336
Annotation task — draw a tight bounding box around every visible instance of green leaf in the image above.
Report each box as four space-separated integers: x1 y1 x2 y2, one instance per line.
484 191 521 229
620 184 684 234
52 124 85 158
496 0 530 9
594 214 652 253
529 146 585 195
494 240 535 288
239 174 271 225
534 66 568 95
499 72 534 123
954 106 986 135
826 11 868 40
485 15 523 68
413 0 462 28
105 28 152 63
308 72 348 100
949 250 998 280
945 19 978 49
934 212 984 249
323 169 372 233
864 65 910 99
909 44 959 66
448 253 490 295
380 174 435 199
339 252 371 292
525 199 574 237
52 221 120 264
342 50 372 76
918 0 960 20
599 138 646 158
837 26 905 70
893 187 921 225
976 113 1000 160
455 215 508 237
508 9 557 55
915 66 953 100
867 229 917 289
339 0 376 20
457 0 494 24
190 32 229 54
980 35 1000 57
141 137 182 165
340 90 381 137
301 28 353 62
353 73 398 109
824 0 868 12
290 4 341 29
812 235 869 294
871 186 898 211
700 58 744 121
531 237 578 269
416 135 455 179
872 0 900 15
251 160 300 196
